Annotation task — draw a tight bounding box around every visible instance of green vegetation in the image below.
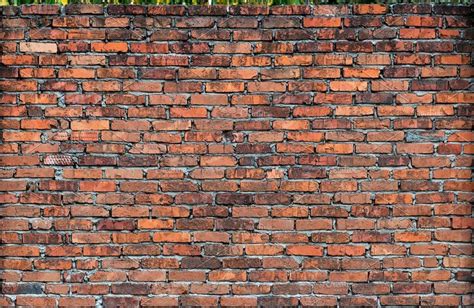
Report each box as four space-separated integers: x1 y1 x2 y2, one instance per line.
2 0 471 6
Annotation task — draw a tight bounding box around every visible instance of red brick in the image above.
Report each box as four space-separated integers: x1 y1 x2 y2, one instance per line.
354 4 387 14
1 6 471 303
303 17 342 28
79 181 116 192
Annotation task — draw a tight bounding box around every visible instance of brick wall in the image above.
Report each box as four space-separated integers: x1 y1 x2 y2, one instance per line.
0 3 473 307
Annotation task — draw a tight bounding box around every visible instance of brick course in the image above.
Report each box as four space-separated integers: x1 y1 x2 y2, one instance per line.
0 3 473 307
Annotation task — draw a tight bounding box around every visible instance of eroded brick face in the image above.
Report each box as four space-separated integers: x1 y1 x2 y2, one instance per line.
0 4 473 307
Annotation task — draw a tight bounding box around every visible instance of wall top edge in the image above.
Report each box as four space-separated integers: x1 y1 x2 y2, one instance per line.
1 3 473 17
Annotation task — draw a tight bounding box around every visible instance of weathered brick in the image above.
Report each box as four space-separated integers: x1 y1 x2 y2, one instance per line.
1 4 471 304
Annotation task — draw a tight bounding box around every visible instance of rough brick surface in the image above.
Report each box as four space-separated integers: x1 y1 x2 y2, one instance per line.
0 4 473 307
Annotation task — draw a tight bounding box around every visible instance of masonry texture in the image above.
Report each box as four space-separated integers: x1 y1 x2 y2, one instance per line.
0 3 473 307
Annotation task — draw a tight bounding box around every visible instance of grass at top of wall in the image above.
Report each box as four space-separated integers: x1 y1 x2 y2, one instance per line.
2 0 472 5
